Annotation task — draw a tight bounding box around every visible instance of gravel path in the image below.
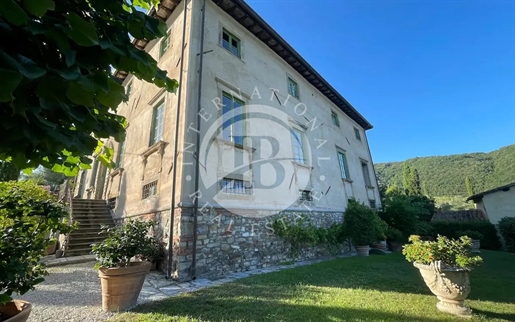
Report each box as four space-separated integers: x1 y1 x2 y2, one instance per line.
19 262 114 322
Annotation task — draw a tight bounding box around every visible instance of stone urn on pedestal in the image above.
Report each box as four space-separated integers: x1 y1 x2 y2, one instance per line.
403 235 482 318
414 262 471 317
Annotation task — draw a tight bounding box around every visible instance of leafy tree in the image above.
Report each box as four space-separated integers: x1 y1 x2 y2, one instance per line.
0 162 19 182
402 165 422 196
465 176 474 196
0 0 178 175
375 144 515 197
22 166 66 190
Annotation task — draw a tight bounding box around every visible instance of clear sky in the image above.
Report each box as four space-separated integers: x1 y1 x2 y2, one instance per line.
246 0 515 163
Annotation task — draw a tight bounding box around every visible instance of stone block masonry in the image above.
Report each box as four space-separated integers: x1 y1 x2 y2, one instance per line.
172 206 348 281
112 207 349 282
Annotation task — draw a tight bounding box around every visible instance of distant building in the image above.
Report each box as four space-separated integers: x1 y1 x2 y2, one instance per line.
466 182 515 224
75 0 381 281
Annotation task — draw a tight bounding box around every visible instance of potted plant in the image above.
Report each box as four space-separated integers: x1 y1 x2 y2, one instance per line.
0 181 74 322
91 220 158 312
386 227 404 252
343 200 382 256
457 230 483 253
371 219 388 251
403 235 482 317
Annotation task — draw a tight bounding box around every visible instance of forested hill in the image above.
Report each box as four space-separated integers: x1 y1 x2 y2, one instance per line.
374 144 515 197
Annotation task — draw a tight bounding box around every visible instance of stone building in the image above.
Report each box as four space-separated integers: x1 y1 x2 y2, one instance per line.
75 0 381 281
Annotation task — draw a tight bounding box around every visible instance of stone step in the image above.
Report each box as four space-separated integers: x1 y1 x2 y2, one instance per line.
65 247 93 257
74 220 113 225
67 241 97 249
73 215 112 220
73 198 106 203
69 235 107 242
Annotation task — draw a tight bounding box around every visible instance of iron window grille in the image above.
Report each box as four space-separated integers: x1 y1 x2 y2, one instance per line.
142 180 158 199
221 178 252 195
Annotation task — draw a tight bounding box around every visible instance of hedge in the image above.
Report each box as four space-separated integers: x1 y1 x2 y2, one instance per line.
430 221 501 250
498 217 515 252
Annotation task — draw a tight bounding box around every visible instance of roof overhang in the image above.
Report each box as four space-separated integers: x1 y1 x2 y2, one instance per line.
466 182 515 202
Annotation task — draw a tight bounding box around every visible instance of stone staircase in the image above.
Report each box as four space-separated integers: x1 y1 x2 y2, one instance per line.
65 198 114 257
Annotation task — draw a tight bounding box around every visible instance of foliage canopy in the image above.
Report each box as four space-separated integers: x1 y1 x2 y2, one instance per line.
0 0 178 175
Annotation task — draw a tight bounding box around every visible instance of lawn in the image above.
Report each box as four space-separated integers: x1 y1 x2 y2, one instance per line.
110 251 515 322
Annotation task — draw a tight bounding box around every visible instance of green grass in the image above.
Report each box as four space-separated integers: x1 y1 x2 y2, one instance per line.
110 251 515 322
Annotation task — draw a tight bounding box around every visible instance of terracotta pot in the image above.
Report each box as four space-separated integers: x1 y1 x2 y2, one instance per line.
98 261 151 312
414 262 472 317
389 242 403 252
46 241 57 255
471 240 480 253
0 300 32 322
355 245 370 256
371 241 387 251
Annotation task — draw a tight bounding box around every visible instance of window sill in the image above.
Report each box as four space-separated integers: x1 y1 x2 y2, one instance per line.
366 185 375 189
109 168 124 178
217 43 245 63
343 178 353 183
215 138 256 152
292 161 313 170
142 140 167 159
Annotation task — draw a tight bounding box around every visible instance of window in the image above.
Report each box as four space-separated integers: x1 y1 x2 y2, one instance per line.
354 127 361 141
331 111 340 127
287 77 299 99
299 190 313 201
291 128 305 164
222 29 241 57
221 178 252 195
107 197 116 209
159 32 170 58
337 151 349 179
142 180 158 199
126 82 132 98
222 92 245 145
149 100 165 146
369 199 376 209
115 139 125 168
361 161 372 186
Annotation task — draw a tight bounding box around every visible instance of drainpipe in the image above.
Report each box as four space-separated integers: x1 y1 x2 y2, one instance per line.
191 0 207 280
167 0 189 279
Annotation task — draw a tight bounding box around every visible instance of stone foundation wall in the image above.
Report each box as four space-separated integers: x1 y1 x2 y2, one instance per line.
173 207 348 281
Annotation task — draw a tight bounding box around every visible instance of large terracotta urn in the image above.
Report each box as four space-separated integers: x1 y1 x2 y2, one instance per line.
414 262 472 317
0 300 32 322
98 261 151 312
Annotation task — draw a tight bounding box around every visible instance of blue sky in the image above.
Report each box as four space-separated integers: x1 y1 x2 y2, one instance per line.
246 0 515 163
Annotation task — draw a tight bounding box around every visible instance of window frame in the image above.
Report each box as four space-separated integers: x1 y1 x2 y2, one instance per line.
299 190 313 201
142 180 158 200
361 160 372 187
115 139 125 168
149 99 165 146
221 91 246 146
291 127 306 165
220 177 253 195
287 76 300 99
369 199 376 209
126 81 132 98
354 127 362 141
159 32 171 58
337 150 350 180
221 28 241 58
331 111 340 127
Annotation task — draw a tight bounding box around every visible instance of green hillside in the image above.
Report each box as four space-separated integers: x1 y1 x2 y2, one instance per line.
375 144 515 197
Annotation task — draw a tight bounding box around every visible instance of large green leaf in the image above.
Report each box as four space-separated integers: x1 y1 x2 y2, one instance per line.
96 78 125 107
66 13 98 46
22 0 55 17
0 0 28 26
0 68 23 102
66 82 94 106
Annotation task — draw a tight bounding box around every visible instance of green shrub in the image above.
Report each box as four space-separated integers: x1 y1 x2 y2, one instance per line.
381 195 420 238
498 217 515 252
431 221 501 250
343 200 383 246
91 220 162 268
403 235 482 269
0 181 75 306
272 216 344 255
457 230 483 240
386 227 404 243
